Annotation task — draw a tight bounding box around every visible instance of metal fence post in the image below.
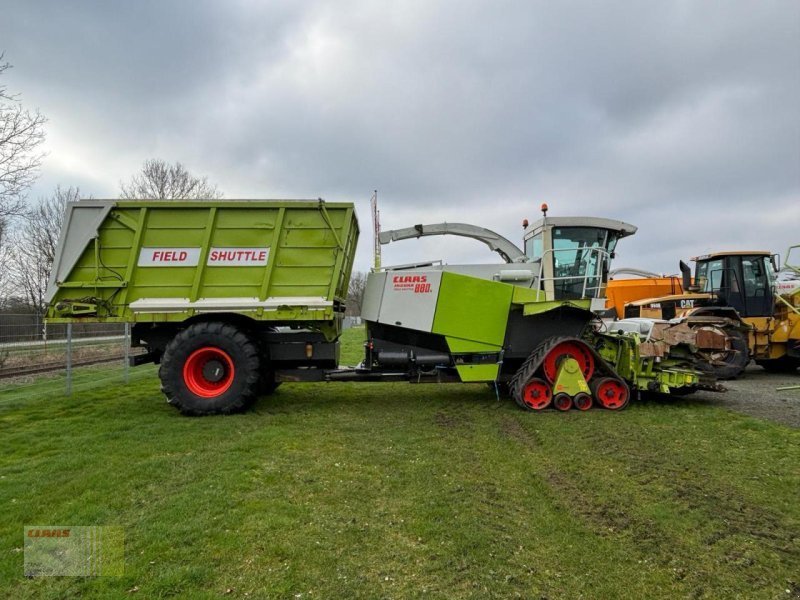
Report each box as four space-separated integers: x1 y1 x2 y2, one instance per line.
124 323 130 384
66 322 72 395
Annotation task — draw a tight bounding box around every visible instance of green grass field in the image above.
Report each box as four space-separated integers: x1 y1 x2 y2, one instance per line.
1 327 798 599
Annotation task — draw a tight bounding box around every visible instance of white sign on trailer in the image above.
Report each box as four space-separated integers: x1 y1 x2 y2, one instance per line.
137 247 271 267
138 247 201 267
207 248 270 266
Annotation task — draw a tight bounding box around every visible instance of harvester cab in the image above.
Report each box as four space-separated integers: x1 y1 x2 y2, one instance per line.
522 214 637 302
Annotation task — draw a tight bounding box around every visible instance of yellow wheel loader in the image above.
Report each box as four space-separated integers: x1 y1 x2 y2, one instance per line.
622 246 800 377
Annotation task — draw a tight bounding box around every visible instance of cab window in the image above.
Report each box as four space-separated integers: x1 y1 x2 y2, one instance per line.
525 232 543 260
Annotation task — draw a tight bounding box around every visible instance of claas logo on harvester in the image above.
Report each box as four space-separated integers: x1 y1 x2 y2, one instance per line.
392 274 432 293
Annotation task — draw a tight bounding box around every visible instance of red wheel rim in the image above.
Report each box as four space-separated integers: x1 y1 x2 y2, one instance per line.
542 341 595 383
521 378 552 410
574 392 593 411
553 393 573 411
183 347 235 398
595 379 628 410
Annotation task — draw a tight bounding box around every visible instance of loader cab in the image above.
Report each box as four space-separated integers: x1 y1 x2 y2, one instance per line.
692 251 776 318
524 216 637 301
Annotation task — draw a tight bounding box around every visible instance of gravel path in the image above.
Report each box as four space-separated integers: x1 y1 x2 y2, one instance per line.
693 365 800 428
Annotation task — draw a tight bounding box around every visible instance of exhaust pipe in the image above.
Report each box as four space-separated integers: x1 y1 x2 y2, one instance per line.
680 260 692 292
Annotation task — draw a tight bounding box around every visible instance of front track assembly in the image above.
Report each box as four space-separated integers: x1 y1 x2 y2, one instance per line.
510 336 631 412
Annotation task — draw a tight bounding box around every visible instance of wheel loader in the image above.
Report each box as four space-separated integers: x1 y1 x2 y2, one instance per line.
621 246 800 376
44 198 724 416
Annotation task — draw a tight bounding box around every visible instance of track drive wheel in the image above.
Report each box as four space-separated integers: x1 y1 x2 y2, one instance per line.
160 321 261 416
591 377 630 410
542 341 595 383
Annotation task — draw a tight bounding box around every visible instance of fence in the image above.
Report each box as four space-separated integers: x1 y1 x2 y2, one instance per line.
0 313 366 398
0 314 137 396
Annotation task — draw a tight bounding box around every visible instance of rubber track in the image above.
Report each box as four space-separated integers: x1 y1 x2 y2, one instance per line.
510 336 629 410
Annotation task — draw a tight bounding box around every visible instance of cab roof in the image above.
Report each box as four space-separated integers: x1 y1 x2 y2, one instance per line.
524 216 637 240
692 250 771 261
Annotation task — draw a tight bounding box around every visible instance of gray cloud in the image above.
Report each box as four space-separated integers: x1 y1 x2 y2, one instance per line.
1 0 798 273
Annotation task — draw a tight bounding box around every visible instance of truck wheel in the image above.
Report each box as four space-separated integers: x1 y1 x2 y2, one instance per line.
159 322 261 415
697 328 749 380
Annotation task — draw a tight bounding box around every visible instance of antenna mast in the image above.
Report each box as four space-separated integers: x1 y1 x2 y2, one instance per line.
371 190 381 270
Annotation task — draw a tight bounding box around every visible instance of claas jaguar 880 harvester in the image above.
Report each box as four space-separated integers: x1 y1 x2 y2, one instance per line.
45 199 723 415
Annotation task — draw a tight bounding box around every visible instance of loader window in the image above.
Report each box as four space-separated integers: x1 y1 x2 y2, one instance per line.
696 259 724 292
740 256 773 317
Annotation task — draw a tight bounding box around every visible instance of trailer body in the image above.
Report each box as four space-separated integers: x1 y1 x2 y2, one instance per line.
47 199 358 341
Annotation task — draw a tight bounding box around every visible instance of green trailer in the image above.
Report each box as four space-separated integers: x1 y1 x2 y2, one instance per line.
47 199 358 334
46 199 718 415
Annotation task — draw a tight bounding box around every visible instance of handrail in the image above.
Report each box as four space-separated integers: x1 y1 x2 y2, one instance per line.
537 247 610 300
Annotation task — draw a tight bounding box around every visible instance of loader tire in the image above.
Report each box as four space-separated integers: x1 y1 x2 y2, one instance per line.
756 356 800 373
698 328 749 380
159 321 261 416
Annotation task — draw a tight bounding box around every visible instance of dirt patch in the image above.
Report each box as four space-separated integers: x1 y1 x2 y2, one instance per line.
672 479 799 558
498 415 539 448
433 410 471 429
544 470 669 552
689 365 800 428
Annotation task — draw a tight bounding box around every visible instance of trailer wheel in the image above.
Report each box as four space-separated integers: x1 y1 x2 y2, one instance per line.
259 375 282 395
160 322 261 415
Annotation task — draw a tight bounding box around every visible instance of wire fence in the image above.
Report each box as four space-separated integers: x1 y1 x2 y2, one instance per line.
0 313 364 397
0 314 136 395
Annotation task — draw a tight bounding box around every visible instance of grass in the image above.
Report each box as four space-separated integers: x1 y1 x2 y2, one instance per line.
0 326 798 599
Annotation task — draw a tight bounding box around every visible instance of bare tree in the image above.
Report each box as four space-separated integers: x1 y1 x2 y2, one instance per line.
120 159 223 200
0 219 12 303
346 271 367 316
8 186 83 314
0 53 47 219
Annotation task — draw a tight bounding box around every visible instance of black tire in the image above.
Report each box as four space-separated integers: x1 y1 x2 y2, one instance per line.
756 356 800 373
697 328 749 380
159 321 261 416
259 376 282 395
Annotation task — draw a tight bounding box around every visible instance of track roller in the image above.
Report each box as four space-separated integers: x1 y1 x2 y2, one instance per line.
519 377 552 411
573 392 593 411
591 377 630 410
553 392 573 411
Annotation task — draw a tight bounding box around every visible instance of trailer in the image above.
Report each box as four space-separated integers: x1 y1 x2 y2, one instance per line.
46 199 721 415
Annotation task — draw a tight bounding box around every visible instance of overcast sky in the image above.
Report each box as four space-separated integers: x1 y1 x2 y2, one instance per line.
2 0 798 273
